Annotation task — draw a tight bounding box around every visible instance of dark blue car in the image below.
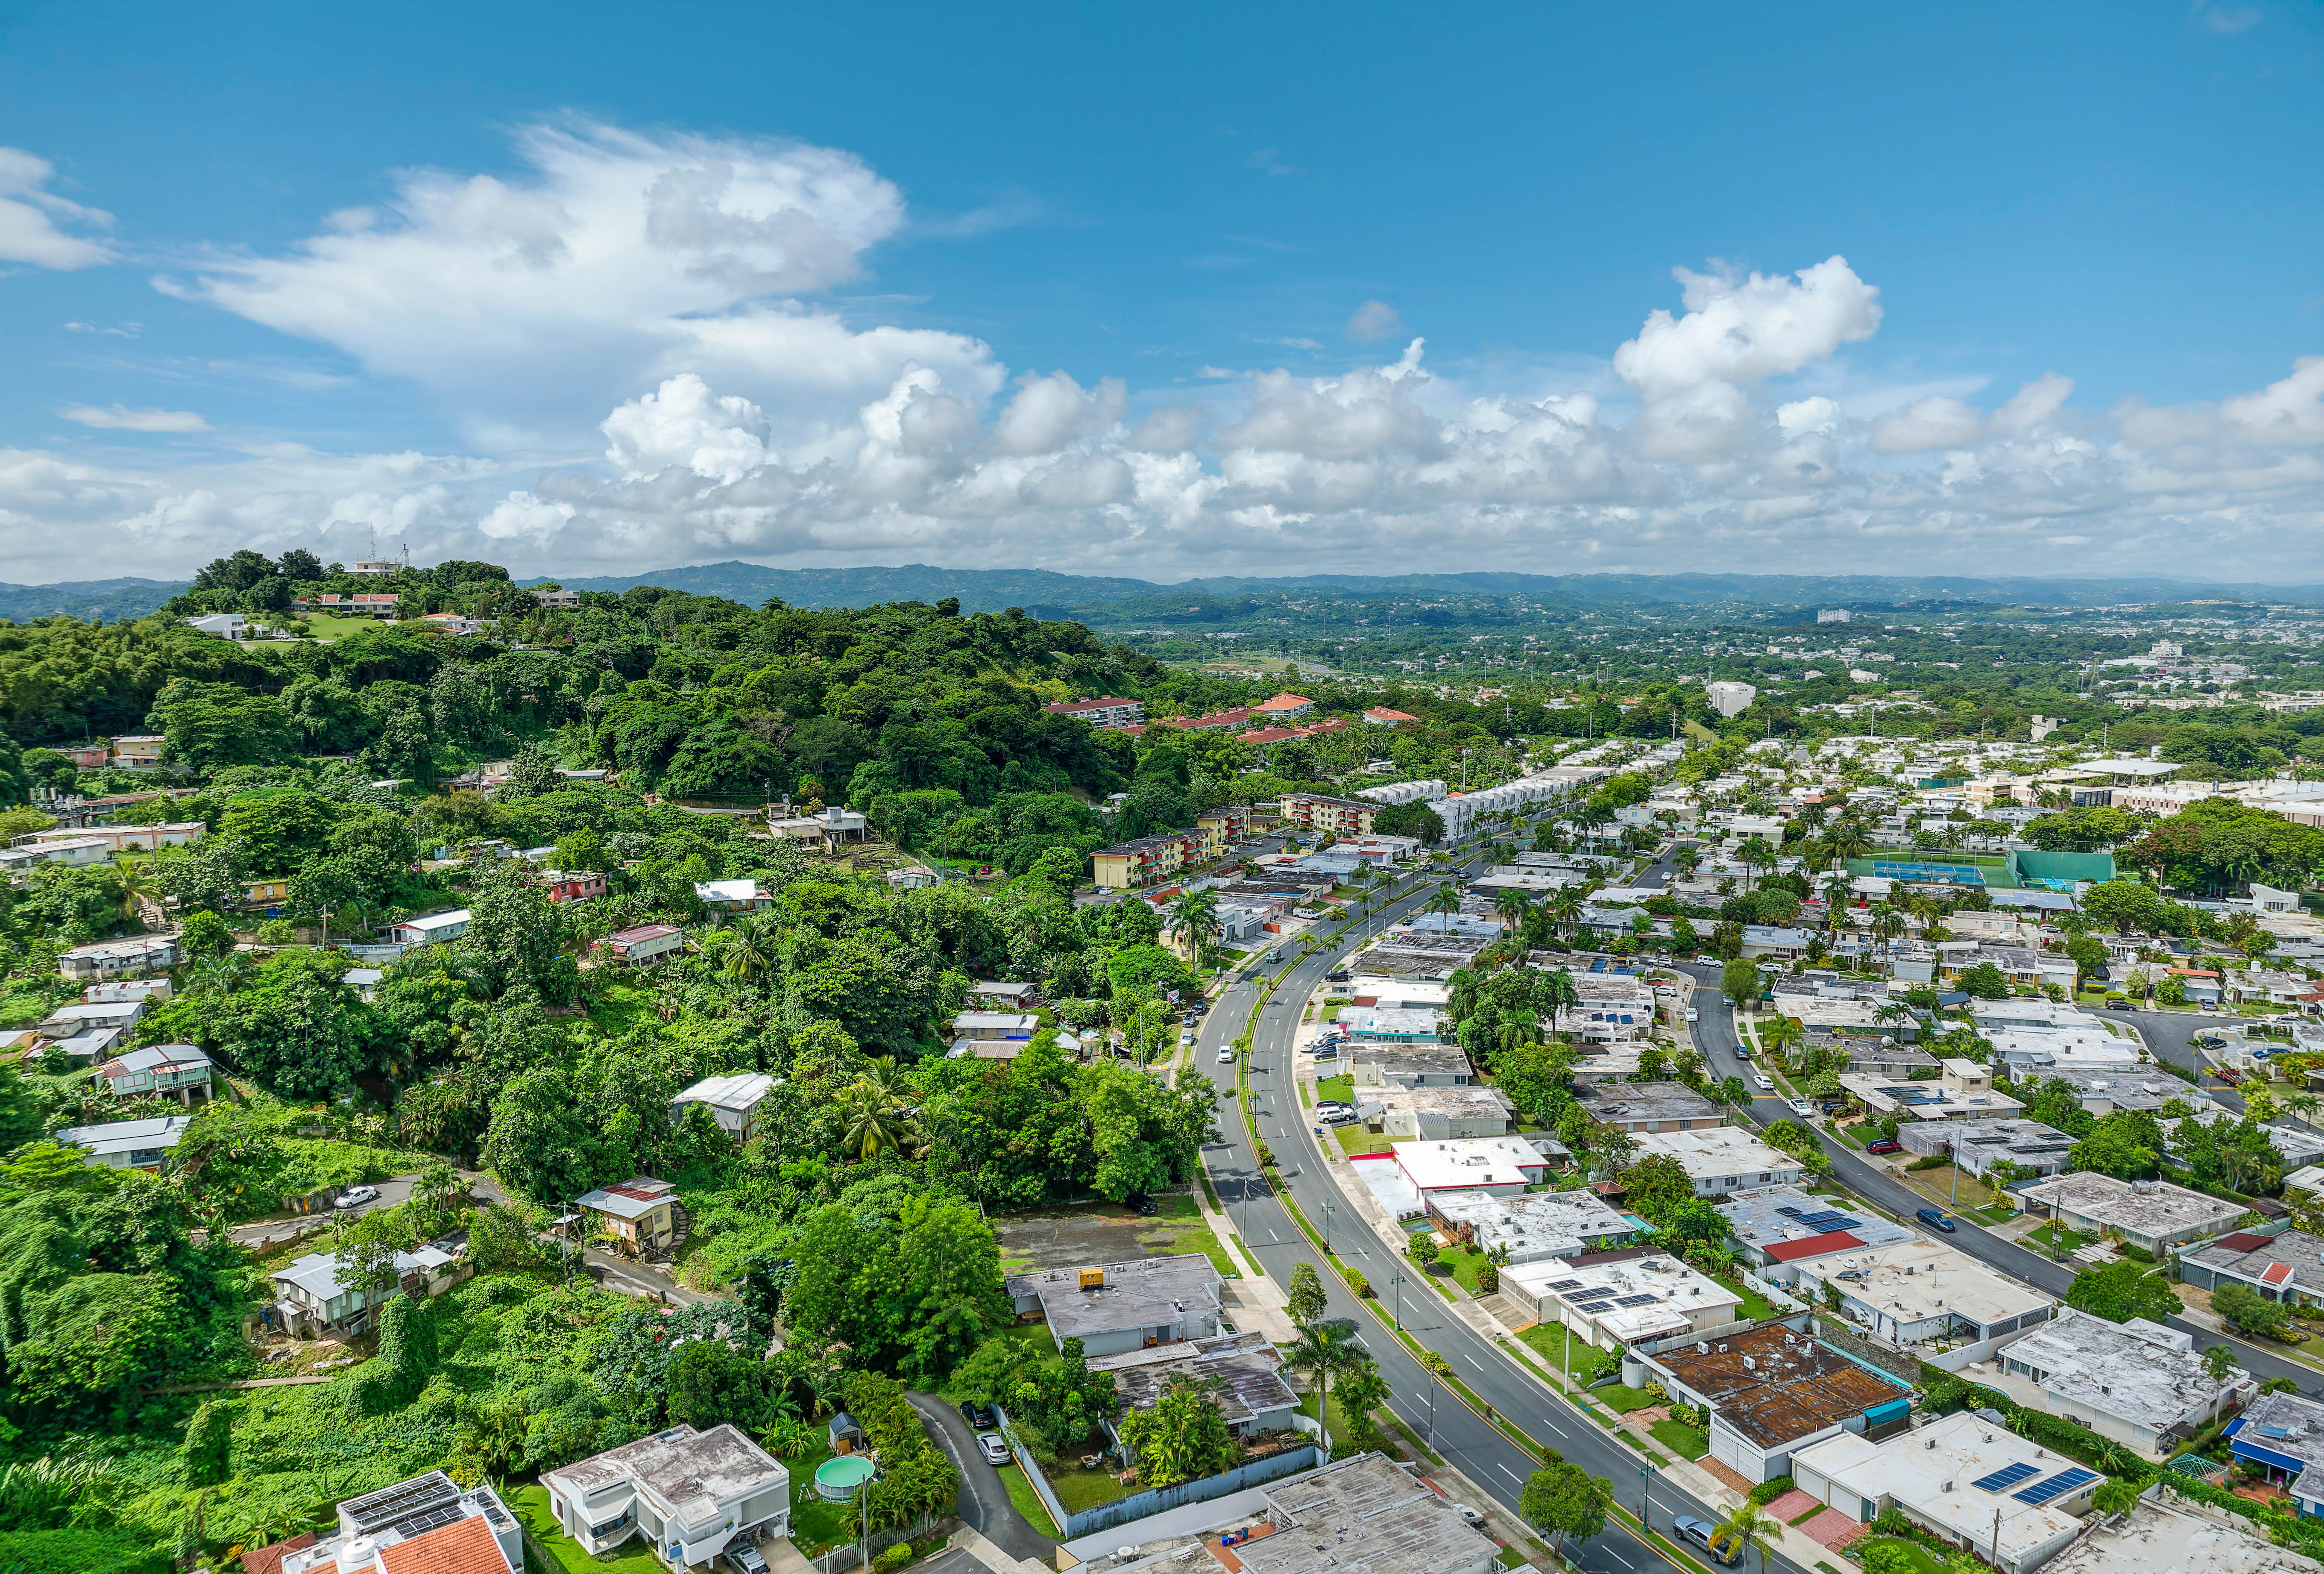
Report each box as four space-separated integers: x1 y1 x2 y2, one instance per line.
1916 1207 1957 1233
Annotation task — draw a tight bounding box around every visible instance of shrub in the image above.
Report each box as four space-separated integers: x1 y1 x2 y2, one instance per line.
1747 1475 1795 1505
1343 1268 1373 1298
871 1545 913 1574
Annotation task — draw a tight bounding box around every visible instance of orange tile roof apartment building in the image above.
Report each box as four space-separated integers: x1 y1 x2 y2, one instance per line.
1277 793 1380 837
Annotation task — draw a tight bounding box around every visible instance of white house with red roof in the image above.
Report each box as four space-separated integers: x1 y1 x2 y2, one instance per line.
278 1473 522 1574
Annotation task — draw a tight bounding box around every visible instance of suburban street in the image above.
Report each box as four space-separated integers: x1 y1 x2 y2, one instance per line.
1193 844 1808 1574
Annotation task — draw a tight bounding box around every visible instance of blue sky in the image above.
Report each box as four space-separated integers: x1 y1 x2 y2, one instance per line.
2 0 2319 583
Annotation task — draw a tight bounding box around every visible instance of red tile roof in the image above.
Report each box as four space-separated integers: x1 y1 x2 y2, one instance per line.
1764 1230 1864 1263
241 1533 319 1574
376 1515 510 1574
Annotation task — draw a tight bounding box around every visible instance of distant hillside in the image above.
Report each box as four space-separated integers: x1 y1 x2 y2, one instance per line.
0 578 187 623
530 561 2324 615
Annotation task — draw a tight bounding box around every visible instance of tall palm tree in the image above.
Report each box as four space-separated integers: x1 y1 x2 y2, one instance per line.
1736 834 1774 893
1284 1322 1365 1450
1549 884 1586 939
1430 880 1462 935
836 1078 918 1162
1721 1502 1785 1574
721 908 785 990
1492 887 1534 936
114 856 162 928
1672 846 1702 879
1537 967 1580 1033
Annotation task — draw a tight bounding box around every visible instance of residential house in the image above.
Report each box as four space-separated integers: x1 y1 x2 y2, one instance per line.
34 822 206 855
387 909 472 946
885 866 939 890
2016 1172 2245 1254
246 876 291 907
692 878 766 912
2181 1227 2324 1310
966 980 1038 1010
1043 696 1145 728
1840 1058 2025 1122
1789 1410 2102 1574
53 1113 192 1171
1499 1251 1743 1348
542 1424 790 1568
91 1042 214 1103
1426 1186 1635 1263
36 998 144 1042
1252 692 1316 721
598 924 684 966
1740 925 1813 960
1364 1085 1515 1140
1570 973 1659 1043
764 805 868 847
1362 706 1422 726
1642 1323 1914 1484
1629 1126 1805 1196
110 735 166 768
1994 1309 2252 1456
85 976 170 1005
950 1010 1037 1043
1004 1254 1223 1357
1089 1331 1300 1442
1350 1043 1472 1087
541 868 607 903
2045 1495 2324 1573
278 1473 522 1574
0 836 111 875
1275 793 1380 837
1721 1185 1913 1280
1896 1118 2075 1179
56 934 179 981
1344 1007 1445 1044
576 1176 681 1254
1394 1136 1551 1198
2224 1389 2324 1517
1204 1452 1497 1574
270 1242 464 1337
1572 1082 1724 1134
1787 1238 2055 1348
421 613 484 635
532 588 581 608
668 1074 778 1142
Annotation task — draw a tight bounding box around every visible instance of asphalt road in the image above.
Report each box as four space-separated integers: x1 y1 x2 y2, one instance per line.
1194 852 1808 1574
1674 963 2319 1396
908 1393 1055 1563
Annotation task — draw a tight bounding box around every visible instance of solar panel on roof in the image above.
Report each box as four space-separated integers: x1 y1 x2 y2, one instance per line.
2013 1468 2097 1505
1970 1462 2039 1493
1613 1293 1660 1307
1545 1278 1584 1291
390 1506 466 1539
1775 1206 1805 1217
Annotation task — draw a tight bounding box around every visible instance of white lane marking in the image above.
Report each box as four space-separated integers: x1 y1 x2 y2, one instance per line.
1606 1545 1636 1568
1499 1463 1523 1484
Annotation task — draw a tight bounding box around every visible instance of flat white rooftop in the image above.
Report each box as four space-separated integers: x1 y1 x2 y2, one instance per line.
1395 1136 1544 1192
1791 1236 2056 1331
2040 1498 2317 1574
1794 1410 2098 1565
1631 1125 1802 1182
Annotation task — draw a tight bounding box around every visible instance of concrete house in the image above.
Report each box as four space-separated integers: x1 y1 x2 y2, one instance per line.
1720 1186 1913 1280
1642 1323 1913 1484
1089 1331 1300 1442
2225 1389 2324 1517
57 934 179 980
967 980 1038 1010
1629 1126 1805 1196
1393 1136 1550 1198
1213 1452 1498 1574
2181 1227 2324 1310
542 1424 790 1569
1995 1309 2252 1456
278 1473 522 1574
1573 1082 1724 1135
1500 1251 1742 1348
387 908 472 946
1427 1186 1636 1264
1350 1043 1473 1087
950 1010 1038 1043
1004 1254 1222 1357
1788 1238 2055 1349
576 1176 680 1253
91 1042 214 1103
1365 1084 1514 1140
668 1074 777 1142
2016 1172 2245 1254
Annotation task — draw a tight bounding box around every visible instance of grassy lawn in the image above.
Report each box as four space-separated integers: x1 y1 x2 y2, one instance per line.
1334 1124 1391 1157
1301 1377 1386 1450
1852 1537 1944 1574
507 1485 668 1574
997 1464 1062 1540
1648 1416 1709 1459
1143 1193 1240 1278
1037 1442 1135 1514
772 1448 862 1555
1433 1245 1491 1295
2027 1222 2096 1252
299 613 392 639
1316 1074 1354 1103
1516 1325 1654 1405
1321 1004 1342 1021
1712 1274 1785 1321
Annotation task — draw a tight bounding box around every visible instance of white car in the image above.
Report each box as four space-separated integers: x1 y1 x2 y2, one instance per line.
1218 1046 1234 1063
1180 1030 1196 1047
1789 1099 1817 1119
336 1185 381 1210
1752 1074 1773 1092
1684 1007 1699 1022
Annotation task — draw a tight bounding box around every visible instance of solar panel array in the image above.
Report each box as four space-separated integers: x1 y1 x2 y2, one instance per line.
1613 1293 1660 1307
2013 1468 2098 1506
1545 1279 1584 1291
390 1506 466 1540
1970 1462 2038 1493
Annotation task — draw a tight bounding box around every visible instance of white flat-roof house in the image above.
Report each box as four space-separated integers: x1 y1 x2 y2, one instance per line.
1394 1136 1550 1198
542 1424 790 1570
1365 1085 1514 1140
1788 1238 2055 1349
1791 1410 2103 1574
2015 1172 2245 1254
1427 1187 1636 1264
1629 1126 1805 1196
387 908 471 946
1994 1310 2253 1457
1005 1254 1223 1357
668 1074 777 1142
1500 1251 1742 1349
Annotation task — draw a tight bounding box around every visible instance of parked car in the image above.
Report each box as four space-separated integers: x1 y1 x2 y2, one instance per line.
1218 1046 1235 1063
1320 1109 1360 1126
1917 1207 1958 1233
1674 1518 1742 1565
1180 1030 1196 1047
1866 1137 1902 1155
336 1185 380 1210
2107 998 2134 1011
726 1542 768 1574
976 1432 1011 1465
961 1400 998 1430
1327 970 1351 983
1753 1074 1774 1091
1788 1099 1817 1119
1316 1100 1352 1115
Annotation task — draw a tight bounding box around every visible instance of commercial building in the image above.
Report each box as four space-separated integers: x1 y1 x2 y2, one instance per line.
1393 1136 1552 1198
1995 1309 2252 1455
1791 1410 2103 1574
2016 1172 2245 1254
1572 1082 1724 1135
542 1424 790 1568
278 1473 522 1574
668 1073 777 1142
1706 682 1758 718
1788 1238 2055 1348
1500 1251 1742 1348
1364 1084 1514 1140
1426 1186 1635 1264
1642 1323 1912 1484
1005 1254 1223 1357
1349 1043 1473 1087
1629 1126 1805 1196
2224 1389 2324 1517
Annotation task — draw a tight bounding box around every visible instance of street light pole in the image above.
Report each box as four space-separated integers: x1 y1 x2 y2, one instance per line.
1638 1462 1655 1527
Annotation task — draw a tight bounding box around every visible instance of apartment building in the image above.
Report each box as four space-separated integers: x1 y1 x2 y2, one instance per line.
1091 831 1198 890
1044 695 1146 728
1276 793 1380 837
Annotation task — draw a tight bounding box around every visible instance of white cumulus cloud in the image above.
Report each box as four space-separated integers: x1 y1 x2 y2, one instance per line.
60 403 210 432
0 148 114 270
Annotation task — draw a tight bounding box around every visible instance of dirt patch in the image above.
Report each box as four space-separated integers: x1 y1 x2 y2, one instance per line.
995 1199 1205 1274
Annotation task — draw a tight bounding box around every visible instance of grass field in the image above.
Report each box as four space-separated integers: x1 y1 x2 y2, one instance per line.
997 1465 1062 1539
1316 1074 1354 1103
1334 1124 1391 1157
1648 1416 1709 1460
299 613 396 639
507 1485 667 1574
586 981 659 1038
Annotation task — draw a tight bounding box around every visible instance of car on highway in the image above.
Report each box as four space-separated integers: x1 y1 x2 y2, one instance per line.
976 1432 1011 1465
961 1400 998 1430
1753 1073 1774 1091
1788 1099 1817 1119
1916 1207 1958 1232
1866 1137 1902 1155
1673 1518 1742 1565
336 1185 380 1210
1685 1007 1699 1022
1218 1046 1235 1063
1733 1044 1751 1060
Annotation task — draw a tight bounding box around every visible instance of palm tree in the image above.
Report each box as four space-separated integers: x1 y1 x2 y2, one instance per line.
1721 1502 1785 1574
1285 1322 1365 1450
1672 846 1702 879
1446 967 1483 1024
1759 1013 1804 1069
2283 1092 2323 1133
1167 887 1223 972
1430 880 1462 935
1550 883 1586 939
1492 887 1534 936
721 908 784 990
1735 834 1774 893
114 855 162 928
1536 967 1580 1033
836 1077 919 1161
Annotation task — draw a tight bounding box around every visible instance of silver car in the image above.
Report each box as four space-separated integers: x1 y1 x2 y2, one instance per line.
977 1431 1011 1465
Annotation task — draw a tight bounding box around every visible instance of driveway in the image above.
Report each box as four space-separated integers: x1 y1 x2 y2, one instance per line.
908 1393 1055 1564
